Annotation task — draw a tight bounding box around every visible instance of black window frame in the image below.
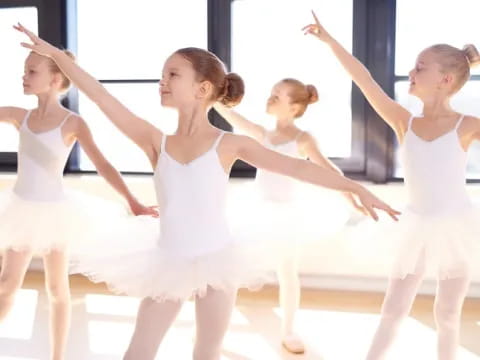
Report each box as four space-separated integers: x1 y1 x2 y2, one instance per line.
0 0 399 183
0 0 69 172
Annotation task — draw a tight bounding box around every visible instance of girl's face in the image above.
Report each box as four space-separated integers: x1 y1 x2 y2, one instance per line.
408 49 453 98
22 53 61 95
266 82 298 118
159 53 213 110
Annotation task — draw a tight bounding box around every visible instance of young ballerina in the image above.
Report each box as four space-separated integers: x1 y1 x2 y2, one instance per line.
16 24 399 360
303 11 480 360
0 43 157 360
214 81 360 354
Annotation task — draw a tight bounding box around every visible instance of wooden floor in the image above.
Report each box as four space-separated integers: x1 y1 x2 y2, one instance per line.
0 272 478 359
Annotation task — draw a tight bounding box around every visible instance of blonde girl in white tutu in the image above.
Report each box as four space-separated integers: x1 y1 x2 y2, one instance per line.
16 24 399 360
303 10 480 360
0 28 157 360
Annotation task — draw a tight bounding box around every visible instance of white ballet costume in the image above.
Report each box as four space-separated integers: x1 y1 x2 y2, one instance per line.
388 115 479 279
74 132 272 302
248 132 350 245
0 110 125 255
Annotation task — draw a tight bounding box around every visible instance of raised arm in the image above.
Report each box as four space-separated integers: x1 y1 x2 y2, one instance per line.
298 131 367 214
15 23 161 162
69 115 158 217
0 107 28 128
303 11 411 141
233 135 400 221
298 132 341 173
213 102 266 141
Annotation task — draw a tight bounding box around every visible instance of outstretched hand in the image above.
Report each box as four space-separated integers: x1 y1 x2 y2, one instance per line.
302 10 331 42
14 22 59 57
129 200 160 218
356 188 401 222
343 192 369 216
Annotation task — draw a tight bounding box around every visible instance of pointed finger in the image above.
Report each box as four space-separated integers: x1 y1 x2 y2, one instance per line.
311 10 320 26
388 207 401 221
386 209 399 221
20 42 34 50
376 204 400 221
17 22 28 33
18 23 36 39
301 24 315 31
383 204 401 215
365 205 379 221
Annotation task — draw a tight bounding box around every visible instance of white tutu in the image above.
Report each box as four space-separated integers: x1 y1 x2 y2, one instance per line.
228 181 351 247
0 188 127 256
72 217 275 302
348 204 480 280
390 205 480 279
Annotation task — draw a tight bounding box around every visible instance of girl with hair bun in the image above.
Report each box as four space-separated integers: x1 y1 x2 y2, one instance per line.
16 24 399 359
303 10 480 360
215 77 360 354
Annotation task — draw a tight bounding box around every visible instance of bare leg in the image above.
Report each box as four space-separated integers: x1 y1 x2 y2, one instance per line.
0 248 33 320
193 286 237 360
123 297 184 360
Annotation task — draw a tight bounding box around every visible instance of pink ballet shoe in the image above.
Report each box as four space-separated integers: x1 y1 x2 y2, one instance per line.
281 334 305 354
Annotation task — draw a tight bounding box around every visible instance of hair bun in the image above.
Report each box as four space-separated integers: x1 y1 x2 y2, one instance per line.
219 72 245 107
306 84 319 104
463 44 480 68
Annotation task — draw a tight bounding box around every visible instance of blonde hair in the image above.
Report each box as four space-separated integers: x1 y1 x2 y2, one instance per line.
427 43 480 93
47 50 76 92
280 78 318 118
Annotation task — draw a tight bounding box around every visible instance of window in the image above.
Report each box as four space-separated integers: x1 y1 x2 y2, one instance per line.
0 6 38 153
76 0 208 172
231 0 354 159
0 1 392 180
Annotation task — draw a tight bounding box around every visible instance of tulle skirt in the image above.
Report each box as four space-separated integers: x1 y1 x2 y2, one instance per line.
71 215 276 302
0 189 127 256
348 204 480 280
228 181 351 247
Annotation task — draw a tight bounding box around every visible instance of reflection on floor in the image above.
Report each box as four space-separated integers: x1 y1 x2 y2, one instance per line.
0 273 478 359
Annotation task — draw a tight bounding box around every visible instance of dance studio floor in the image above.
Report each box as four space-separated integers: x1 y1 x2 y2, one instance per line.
0 272 478 360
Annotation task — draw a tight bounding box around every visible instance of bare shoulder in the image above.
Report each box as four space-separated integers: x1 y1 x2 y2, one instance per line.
220 132 257 148
64 113 88 133
9 107 29 120
455 115 480 149
217 132 259 160
462 114 480 125
296 131 320 151
459 114 480 133
1 107 29 127
297 131 316 144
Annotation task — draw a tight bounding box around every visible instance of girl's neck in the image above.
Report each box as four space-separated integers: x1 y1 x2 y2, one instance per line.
420 94 455 120
275 115 296 131
176 106 213 136
35 92 62 118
